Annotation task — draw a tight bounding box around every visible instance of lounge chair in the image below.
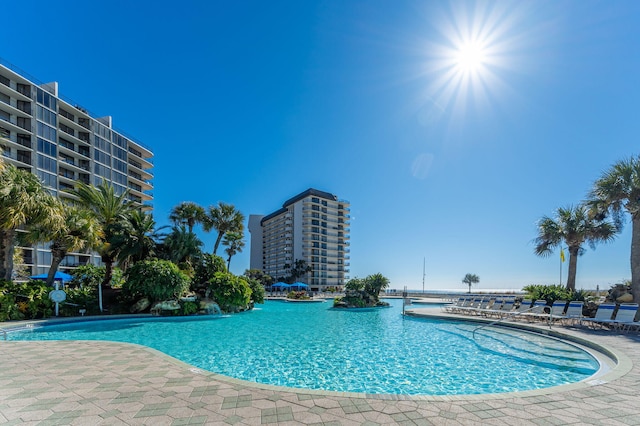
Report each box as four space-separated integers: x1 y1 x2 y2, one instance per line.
610 304 639 331
581 303 616 329
444 297 466 313
547 300 568 323
518 300 548 322
514 299 533 316
555 301 584 325
482 299 515 318
457 296 484 314
468 297 494 315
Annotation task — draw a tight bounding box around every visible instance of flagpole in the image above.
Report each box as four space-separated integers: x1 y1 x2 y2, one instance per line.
559 248 565 286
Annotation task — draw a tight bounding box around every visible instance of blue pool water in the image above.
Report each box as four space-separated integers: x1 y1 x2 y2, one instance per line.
8 299 599 395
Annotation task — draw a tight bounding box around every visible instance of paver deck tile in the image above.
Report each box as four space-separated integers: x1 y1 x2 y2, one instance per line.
2 311 640 425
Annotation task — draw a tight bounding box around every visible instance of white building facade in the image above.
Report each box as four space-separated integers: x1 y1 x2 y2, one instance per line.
249 188 350 291
0 60 154 277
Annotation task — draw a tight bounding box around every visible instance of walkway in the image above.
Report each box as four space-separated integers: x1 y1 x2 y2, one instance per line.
1 308 639 425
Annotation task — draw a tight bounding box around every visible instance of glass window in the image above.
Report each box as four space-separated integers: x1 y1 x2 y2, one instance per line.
95 136 111 153
36 169 57 188
36 88 57 111
37 154 57 173
113 171 127 185
36 121 57 142
36 105 57 126
37 138 57 157
113 159 126 173
113 146 126 161
94 148 111 166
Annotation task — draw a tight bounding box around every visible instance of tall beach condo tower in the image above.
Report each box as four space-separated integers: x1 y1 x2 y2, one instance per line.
249 188 350 291
0 60 153 278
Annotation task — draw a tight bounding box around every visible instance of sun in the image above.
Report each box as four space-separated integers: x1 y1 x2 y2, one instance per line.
454 41 487 74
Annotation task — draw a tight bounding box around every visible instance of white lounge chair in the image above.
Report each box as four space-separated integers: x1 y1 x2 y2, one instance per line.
547 300 568 323
556 301 584 325
517 299 547 321
610 304 639 331
581 303 616 329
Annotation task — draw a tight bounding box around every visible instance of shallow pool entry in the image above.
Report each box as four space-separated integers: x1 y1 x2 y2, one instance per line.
7 299 599 395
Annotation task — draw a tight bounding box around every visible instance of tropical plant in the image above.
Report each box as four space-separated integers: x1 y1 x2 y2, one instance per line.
122 259 190 303
203 202 245 255
193 253 227 288
284 259 312 284
345 277 365 291
222 231 244 270
0 163 63 281
244 276 265 304
587 155 640 304
533 205 617 291
244 269 274 287
58 286 99 316
169 201 206 234
206 271 252 313
0 279 54 320
22 201 101 287
522 284 593 304
363 273 390 301
462 273 480 293
114 210 163 270
68 264 104 289
159 225 204 266
67 181 135 312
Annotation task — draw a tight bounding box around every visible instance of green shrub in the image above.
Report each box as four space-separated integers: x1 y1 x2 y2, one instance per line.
522 284 590 304
179 300 199 315
0 280 53 320
245 277 265 304
193 254 227 287
59 286 99 316
206 272 251 313
123 260 190 302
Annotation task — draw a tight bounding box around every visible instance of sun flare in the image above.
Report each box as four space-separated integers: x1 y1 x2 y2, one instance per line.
455 41 486 74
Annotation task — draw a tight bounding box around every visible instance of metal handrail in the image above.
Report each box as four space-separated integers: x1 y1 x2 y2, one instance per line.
472 304 550 339
1 328 7 340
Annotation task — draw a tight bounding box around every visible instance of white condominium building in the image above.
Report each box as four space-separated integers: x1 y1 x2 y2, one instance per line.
0 60 153 277
249 188 350 291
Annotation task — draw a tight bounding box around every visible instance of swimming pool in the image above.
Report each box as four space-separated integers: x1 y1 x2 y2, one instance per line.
7 299 600 396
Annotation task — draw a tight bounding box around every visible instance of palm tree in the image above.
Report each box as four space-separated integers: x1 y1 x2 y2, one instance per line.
587 155 640 303
364 273 390 301
160 225 204 266
462 273 479 293
68 181 134 312
0 163 63 280
23 202 101 287
534 205 617 291
114 210 163 270
222 231 245 270
169 202 205 234
203 202 245 255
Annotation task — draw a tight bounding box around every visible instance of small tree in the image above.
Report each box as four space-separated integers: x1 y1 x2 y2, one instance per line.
122 259 190 303
462 273 480 293
244 269 274 287
206 271 252 313
244 276 265 304
364 273 390 301
284 259 312 283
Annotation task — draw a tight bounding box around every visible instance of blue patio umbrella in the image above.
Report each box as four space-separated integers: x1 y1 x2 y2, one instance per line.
291 282 309 290
271 282 290 290
30 271 73 282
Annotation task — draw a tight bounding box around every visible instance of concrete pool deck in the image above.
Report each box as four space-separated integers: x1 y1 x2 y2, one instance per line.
1 307 639 425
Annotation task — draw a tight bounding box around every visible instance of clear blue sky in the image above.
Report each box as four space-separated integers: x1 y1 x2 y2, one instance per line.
3 0 639 291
